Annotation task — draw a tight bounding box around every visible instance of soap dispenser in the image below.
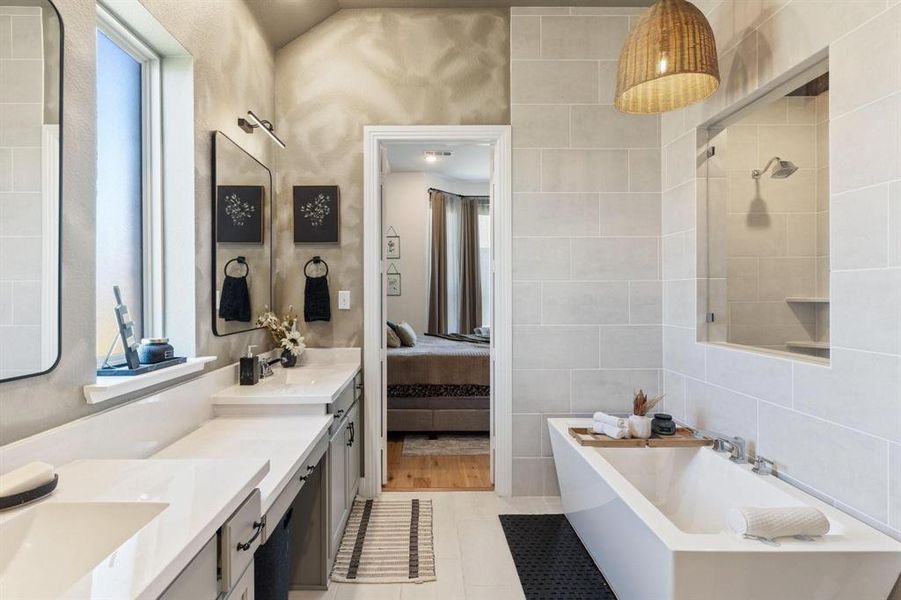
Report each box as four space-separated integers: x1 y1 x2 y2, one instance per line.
240 345 260 386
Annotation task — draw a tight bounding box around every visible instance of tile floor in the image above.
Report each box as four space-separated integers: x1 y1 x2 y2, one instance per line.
289 492 562 600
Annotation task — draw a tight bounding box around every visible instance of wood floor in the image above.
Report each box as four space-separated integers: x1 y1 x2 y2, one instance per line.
384 434 493 491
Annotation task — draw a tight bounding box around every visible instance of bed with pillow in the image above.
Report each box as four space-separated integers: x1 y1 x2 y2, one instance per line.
386 322 490 432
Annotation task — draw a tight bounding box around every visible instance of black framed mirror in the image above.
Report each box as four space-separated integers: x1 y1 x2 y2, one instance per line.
0 0 63 382
211 131 273 336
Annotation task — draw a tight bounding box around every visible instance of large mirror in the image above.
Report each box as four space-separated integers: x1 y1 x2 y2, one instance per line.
0 0 62 382
212 131 272 336
705 69 830 361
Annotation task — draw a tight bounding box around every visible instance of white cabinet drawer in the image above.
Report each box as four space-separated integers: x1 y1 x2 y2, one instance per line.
220 489 262 593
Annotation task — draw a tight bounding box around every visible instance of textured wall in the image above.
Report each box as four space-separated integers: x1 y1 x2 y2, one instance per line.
274 8 510 348
0 0 276 444
661 0 901 539
509 6 660 496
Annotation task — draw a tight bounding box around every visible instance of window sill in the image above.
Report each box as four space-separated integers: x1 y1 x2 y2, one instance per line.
83 356 217 405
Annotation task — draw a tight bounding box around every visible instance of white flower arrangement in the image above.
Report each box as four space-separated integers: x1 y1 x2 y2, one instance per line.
256 306 305 357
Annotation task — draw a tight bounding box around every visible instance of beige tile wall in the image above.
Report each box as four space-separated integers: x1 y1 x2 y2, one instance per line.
662 0 901 539
0 7 44 379
510 6 661 496
706 94 829 353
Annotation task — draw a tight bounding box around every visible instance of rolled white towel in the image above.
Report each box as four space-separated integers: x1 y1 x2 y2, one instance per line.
591 422 629 439
0 462 55 498
728 507 830 540
592 412 628 429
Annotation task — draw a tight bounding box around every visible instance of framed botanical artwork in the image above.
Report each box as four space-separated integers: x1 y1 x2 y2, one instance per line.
216 185 264 243
386 264 401 297
294 185 340 244
385 226 400 259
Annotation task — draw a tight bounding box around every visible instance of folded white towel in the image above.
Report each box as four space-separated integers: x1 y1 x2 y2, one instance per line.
592 412 628 429
727 507 830 540
0 462 55 498
591 422 629 439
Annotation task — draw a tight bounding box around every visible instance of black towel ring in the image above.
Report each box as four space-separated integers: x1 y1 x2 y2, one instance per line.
304 256 329 278
224 256 250 278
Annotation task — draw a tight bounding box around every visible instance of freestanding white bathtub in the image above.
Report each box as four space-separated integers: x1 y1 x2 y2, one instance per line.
549 418 901 600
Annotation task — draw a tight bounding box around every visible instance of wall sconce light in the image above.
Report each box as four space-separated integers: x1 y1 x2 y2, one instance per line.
237 110 286 148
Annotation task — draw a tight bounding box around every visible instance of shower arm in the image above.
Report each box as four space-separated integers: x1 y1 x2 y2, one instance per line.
751 156 782 179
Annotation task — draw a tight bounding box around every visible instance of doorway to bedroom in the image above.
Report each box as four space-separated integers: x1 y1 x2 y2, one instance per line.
382 143 493 491
362 125 512 497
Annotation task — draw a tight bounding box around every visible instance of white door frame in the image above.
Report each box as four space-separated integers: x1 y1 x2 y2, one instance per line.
361 125 513 498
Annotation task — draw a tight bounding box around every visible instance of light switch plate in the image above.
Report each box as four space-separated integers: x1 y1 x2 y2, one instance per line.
338 290 351 310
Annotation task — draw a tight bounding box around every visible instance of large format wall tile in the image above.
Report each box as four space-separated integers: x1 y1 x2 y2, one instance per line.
571 237 658 280
539 15 627 59
510 9 662 488
511 60 598 104
659 0 901 536
540 149 629 192
513 193 599 236
759 402 889 522
571 369 659 412
540 281 629 325
513 325 600 369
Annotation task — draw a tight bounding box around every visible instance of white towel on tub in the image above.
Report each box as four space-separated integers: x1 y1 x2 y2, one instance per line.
728 507 830 540
592 412 628 429
591 422 629 439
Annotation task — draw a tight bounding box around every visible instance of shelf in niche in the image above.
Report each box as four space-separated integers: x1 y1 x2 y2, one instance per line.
786 341 830 350
83 357 217 405
786 297 829 304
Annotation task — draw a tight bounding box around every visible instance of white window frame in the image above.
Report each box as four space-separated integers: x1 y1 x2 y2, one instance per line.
96 5 164 339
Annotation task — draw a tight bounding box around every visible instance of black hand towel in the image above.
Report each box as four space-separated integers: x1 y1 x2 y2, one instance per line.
219 275 251 322
304 274 331 322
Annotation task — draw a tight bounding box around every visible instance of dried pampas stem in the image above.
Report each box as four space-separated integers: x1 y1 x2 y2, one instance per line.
633 389 666 416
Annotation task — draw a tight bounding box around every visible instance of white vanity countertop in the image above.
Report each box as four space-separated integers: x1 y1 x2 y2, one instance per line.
153 415 332 513
0 457 268 600
211 348 361 406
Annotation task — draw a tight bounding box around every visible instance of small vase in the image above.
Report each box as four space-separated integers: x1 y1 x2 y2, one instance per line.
629 415 653 439
281 349 297 368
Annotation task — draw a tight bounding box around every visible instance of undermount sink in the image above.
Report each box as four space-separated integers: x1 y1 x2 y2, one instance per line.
0 501 168 598
212 362 359 405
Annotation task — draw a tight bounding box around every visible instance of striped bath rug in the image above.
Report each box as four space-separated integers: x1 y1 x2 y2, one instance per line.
331 498 436 584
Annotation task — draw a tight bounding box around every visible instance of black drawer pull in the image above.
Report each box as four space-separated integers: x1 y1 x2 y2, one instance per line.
299 475 308 482
333 409 345 420
236 520 264 551
307 465 315 472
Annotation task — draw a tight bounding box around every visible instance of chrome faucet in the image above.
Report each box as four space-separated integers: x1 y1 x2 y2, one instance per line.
259 357 281 379
693 428 747 463
713 436 746 463
752 455 776 476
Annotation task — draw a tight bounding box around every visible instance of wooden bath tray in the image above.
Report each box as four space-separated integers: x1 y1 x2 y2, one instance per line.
568 427 713 448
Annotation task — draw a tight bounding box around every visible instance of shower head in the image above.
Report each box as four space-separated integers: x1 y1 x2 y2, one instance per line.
752 157 798 179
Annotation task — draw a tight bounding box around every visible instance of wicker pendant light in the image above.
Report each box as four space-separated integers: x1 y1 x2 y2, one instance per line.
615 0 719 114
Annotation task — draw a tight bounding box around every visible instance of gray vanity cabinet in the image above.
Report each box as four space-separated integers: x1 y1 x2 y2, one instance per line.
328 425 349 556
327 372 363 568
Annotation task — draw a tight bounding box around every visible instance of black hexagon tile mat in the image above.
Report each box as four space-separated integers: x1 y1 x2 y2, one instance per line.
499 514 617 599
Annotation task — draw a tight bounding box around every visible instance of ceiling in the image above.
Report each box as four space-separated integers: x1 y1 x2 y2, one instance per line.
245 0 653 49
385 143 492 181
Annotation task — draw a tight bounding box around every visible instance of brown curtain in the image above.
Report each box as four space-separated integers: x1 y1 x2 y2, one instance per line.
427 190 448 334
458 197 482 333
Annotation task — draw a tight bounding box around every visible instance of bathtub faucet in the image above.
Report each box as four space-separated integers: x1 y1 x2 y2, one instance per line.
694 428 747 463
712 436 746 463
